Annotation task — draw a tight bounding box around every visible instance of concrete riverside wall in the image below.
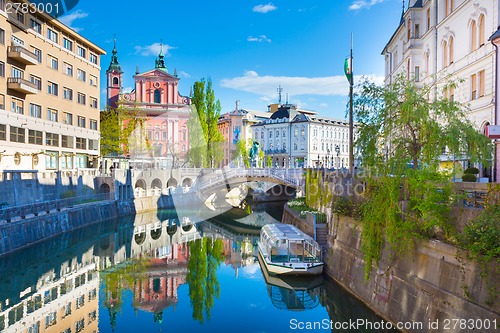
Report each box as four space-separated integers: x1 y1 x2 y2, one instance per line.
0 193 178 257
282 204 315 237
325 215 500 332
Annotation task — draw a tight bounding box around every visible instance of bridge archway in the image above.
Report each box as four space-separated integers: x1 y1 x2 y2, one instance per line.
182 178 192 187
151 227 162 240
134 232 146 245
182 224 193 232
166 225 178 235
99 183 111 194
151 178 162 190
135 179 147 191
167 178 178 188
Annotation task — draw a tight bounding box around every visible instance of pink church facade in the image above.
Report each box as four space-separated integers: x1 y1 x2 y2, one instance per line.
106 43 191 167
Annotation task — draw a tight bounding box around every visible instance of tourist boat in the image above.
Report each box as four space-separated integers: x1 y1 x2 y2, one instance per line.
257 223 323 276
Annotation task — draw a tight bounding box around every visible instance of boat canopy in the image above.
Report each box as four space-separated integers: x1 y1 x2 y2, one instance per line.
261 223 316 245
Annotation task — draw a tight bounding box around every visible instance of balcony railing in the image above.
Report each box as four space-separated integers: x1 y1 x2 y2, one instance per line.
8 45 38 65
7 77 38 94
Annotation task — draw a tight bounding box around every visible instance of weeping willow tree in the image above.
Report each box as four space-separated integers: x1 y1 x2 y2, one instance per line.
353 75 492 279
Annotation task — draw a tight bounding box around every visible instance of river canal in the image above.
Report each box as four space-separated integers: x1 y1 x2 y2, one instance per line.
0 201 396 332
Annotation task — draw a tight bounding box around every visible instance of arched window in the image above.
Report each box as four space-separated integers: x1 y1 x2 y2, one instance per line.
425 51 429 74
443 40 448 68
154 89 161 103
470 20 477 51
112 77 119 86
478 14 485 47
449 36 454 64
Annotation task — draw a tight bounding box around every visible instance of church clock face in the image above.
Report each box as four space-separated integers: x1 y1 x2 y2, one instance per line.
124 95 131 101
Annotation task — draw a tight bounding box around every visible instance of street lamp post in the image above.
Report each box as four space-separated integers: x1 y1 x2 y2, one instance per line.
326 149 330 169
335 144 340 170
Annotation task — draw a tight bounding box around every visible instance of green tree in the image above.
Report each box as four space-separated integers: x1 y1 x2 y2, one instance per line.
353 75 492 279
234 139 250 168
354 75 491 173
186 237 224 323
188 79 224 167
100 107 122 156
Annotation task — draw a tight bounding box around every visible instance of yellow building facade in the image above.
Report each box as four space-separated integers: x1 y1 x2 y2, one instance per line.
0 0 105 171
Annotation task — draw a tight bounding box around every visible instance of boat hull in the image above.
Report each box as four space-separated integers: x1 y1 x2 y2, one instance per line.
258 243 323 276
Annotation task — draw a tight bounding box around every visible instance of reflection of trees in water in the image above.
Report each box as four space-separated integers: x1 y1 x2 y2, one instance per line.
186 237 224 323
102 259 150 330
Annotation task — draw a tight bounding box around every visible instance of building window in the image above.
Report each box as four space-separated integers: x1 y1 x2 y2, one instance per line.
47 108 58 122
16 10 25 24
30 75 42 90
77 116 86 128
64 62 73 76
47 28 58 43
0 61 4 77
28 130 43 145
77 69 86 82
63 37 73 51
49 56 59 70
89 53 98 65
90 97 98 108
407 19 410 41
64 112 73 125
77 45 86 58
89 139 98 150
11 66 23 78
47 82 58 96
0 28 4 44
478 14 485 47
0 124 5 141
75 137 86 149
442 40 448 68
77 92 86 105
11 98 23 114
478 69 485 98
471 73 477 100
63 87 73 100
45 151 58 169
10 126 25 143
30 103 41 118
415 66 420 82
46 132 59 146
75 318 85 333
0 94 4 109
414 24 420 39
89 75 97 86
154 89 161 103
90 119 97 130
30 18 42 34
62 135 73 148
112 77 119 86
470 20 477 51
33 47 42 62
449 36 454 64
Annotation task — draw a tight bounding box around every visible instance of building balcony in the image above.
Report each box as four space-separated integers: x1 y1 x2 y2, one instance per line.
7 77 38 94
265 149 287 154
8 46 38 65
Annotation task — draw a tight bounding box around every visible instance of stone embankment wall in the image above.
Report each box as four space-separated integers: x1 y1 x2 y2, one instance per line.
324 215 499 332
0 193 177 257
281 204 315 237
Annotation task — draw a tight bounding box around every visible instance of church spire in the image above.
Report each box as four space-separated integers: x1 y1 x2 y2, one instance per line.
155 42 167 71
107 38 123 73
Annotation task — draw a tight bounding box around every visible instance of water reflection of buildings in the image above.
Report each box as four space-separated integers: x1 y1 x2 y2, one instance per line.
0 206 277 332
0 247 99 333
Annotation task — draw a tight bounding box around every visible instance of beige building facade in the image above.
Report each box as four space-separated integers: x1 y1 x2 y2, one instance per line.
382 0 498 180
0 0 105 171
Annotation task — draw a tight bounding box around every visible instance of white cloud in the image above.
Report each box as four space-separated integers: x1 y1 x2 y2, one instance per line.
247 35 272 43
58 10 88 32
319 103 329 108
349 0 384 11
122 87 134 93
253 3 277 13
178 71 191 78
134 43 176 57
221 70 384 99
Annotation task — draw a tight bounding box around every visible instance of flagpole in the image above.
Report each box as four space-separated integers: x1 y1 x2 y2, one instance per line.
348 33 354 174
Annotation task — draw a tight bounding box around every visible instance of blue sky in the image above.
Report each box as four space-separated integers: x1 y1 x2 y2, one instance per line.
59 0 404 119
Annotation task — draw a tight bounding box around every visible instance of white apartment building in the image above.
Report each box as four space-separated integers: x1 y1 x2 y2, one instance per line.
252 104 355 168
382 0 498 180
0 0 105 171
